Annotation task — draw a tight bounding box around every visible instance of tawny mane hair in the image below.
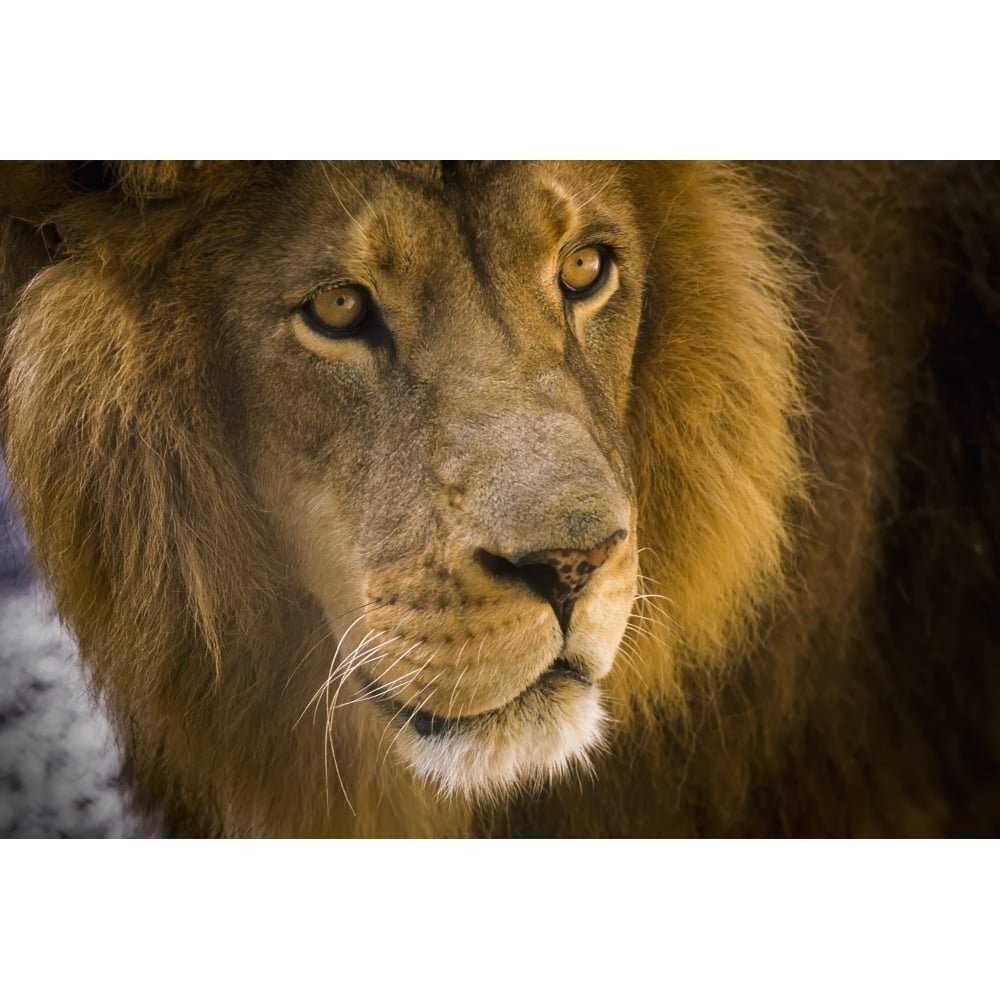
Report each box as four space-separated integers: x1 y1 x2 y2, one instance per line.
1 161 998 836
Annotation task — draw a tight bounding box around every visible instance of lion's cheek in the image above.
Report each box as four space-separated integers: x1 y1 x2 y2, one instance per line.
252 458 368 620
563 571 638 681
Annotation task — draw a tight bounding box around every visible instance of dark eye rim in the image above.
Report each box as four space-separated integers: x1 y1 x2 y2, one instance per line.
300 284 372 338
559 245 612 301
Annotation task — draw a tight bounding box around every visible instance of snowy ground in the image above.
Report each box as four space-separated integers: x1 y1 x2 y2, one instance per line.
0 460 140 838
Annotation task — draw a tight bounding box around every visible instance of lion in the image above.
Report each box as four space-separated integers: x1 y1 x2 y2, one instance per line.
1 160 998 837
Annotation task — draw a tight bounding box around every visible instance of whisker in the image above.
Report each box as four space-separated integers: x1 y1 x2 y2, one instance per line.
377 655 440 764
633 591 675 605
441 639 472 719
384 681 442 763
282 599 382 697
332 667 423 709
295 625 383 728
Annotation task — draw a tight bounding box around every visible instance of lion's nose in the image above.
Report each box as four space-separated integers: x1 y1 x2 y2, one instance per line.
478 528 627 632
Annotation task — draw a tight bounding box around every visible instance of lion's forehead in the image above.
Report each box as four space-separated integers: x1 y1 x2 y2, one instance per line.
270 161 633 288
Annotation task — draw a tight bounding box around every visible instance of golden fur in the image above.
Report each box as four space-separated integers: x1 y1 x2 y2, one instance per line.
1 161 998 836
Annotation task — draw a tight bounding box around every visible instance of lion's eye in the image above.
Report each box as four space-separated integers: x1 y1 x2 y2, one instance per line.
305 285 368 334
559 246 606 296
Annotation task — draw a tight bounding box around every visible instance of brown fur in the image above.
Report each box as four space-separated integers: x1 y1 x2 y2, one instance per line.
1 161 997 836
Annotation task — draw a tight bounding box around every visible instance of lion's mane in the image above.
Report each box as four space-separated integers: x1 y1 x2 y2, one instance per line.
1 161 998 836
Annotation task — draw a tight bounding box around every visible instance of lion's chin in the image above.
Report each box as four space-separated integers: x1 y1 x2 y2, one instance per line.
373 671 607 799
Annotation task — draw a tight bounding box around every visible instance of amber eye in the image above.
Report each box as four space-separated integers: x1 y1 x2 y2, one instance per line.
559 246 606 296
305 285 368 334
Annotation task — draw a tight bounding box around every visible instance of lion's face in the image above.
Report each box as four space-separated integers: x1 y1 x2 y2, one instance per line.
1 160 816 834
215 162 643 794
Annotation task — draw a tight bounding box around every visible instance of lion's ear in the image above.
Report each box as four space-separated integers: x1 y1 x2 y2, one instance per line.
0 161 243 223
113 161 240 202
0 161 142 222
0 161 80 224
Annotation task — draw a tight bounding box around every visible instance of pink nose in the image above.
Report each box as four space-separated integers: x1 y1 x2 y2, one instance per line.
516 528 627 601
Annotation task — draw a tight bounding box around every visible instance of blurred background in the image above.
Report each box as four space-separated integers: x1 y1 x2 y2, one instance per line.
0 454 139 837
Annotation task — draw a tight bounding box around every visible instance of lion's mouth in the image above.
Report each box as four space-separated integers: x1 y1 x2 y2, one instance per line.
365 657 592 739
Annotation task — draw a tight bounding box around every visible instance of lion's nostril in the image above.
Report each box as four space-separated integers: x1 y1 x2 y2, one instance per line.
477 528 627 632
476 549 560 603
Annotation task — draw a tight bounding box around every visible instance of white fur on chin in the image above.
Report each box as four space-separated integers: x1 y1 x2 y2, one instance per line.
394 685 607 799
